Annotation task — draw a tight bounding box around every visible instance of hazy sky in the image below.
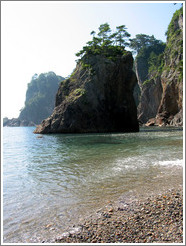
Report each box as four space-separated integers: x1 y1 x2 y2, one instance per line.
1 1 183 118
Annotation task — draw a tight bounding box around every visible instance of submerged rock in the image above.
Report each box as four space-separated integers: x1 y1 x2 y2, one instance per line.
34 52 139 134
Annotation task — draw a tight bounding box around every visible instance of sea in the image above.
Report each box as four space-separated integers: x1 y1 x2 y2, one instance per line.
3 126 183 243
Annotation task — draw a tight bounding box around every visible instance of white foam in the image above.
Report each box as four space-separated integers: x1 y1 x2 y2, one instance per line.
112 157 183 174
158 159 183 166
112 157 145 173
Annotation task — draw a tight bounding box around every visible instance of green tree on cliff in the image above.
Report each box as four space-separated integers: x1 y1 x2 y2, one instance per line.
76 23 131 60
130 34 165 75
114 25 131 47
97 23 112 46
129 34 164 54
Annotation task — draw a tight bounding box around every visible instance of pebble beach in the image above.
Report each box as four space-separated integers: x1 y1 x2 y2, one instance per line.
52 187 183 244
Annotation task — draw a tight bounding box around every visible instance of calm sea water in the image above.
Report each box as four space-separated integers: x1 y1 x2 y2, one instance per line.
3 127 183 243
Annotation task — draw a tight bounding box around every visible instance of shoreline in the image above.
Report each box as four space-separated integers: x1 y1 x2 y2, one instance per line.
43 185 183 244
3 127 183 244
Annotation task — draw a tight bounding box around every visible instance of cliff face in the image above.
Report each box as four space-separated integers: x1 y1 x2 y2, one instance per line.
34 52 139 134
135 56 149 88
135 40 165 124
19 72 64 125
155 8 183 126
136 7 183 126
137 74 163 124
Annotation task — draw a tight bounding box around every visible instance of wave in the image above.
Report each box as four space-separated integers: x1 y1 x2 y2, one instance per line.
112 157 183 174
158 159 183 166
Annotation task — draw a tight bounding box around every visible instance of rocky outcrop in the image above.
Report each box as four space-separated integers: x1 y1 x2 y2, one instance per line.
34 52 139 134
137 74 163 124
135 43 165 124
4 72 64 127
19 72 64 125
135 56 149 89
154 8 183 126
136 7 183 127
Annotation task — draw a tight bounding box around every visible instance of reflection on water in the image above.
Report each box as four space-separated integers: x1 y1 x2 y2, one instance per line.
3 127 183 243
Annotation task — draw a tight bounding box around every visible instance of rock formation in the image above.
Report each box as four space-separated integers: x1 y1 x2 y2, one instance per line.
3 72 64 127
136 7 183 127
34 52 139 134
19 72 65 125
155 7 183 127
136 67 163 124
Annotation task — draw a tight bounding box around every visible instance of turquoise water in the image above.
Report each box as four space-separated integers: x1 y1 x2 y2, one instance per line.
3 127 183 243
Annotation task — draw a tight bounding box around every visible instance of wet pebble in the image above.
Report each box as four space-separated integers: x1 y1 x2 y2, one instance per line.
53 188 183 244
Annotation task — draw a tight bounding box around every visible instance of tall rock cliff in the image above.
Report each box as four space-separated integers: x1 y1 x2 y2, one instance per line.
136 47 164 124
136 7 183 126
155 7 183 126
34 52 139 134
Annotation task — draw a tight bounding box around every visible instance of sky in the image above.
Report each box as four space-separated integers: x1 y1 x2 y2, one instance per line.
1 1 183 119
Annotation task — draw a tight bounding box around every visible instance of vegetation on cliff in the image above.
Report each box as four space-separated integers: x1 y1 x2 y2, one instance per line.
163 6 183 82
156 6 183 126
34 6 183 133
35 52 139 134
19 72 65 124
34 24 139 134
135 6 183 126
130 34 166 86
76 23 131 64
137 6 183 85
